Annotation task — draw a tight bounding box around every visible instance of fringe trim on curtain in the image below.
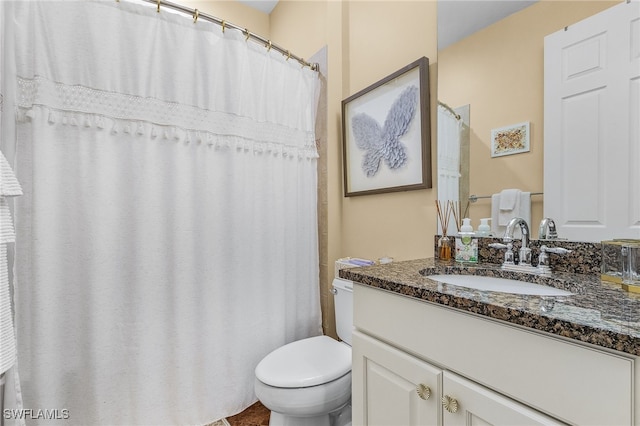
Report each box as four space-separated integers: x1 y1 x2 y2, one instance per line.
16 107 316 160
16 76 319 160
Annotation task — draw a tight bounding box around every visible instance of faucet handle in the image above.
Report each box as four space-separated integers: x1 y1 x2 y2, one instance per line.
537 245 572 273
543 246 572 255
488 243 507 249
489 242 515 265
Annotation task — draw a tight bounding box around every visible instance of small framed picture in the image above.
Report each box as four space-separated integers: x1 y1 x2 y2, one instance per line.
491 122 530 157
341 57 431 196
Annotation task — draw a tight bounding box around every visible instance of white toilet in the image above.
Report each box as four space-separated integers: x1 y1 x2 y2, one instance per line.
254 278 353 426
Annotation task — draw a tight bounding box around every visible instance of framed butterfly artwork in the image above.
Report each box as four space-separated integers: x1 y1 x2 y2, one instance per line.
341 57 431 197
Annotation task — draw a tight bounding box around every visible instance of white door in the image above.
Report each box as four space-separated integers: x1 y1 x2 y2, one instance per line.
352 330 442 426
441 372 564 426
544 1 640 241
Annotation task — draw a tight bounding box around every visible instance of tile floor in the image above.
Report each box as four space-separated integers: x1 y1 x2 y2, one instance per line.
226 401 270 426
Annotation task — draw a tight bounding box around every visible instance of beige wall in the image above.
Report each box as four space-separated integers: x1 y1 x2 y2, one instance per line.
275 0 440 265
270 1 438 337
341 1 438 263
272 1 439 263
438 0 619 232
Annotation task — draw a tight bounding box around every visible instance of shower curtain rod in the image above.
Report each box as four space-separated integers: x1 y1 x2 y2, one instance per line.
132 0 319 72
438 101 461 120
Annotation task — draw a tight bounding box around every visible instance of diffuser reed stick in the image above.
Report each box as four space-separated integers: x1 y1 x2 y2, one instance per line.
450 200 461 234
435 200 450 235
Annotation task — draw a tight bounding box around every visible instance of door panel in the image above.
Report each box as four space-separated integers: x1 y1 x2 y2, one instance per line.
544 1 640 241
352 330 441 426
442 372 564 426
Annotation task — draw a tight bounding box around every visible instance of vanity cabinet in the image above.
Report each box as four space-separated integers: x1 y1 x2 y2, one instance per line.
352 283 637 426
353 330 562 425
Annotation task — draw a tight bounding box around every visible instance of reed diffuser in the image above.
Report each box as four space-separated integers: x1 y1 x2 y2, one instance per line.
436 200 454 261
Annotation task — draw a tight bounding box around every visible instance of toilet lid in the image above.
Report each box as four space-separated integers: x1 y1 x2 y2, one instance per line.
255 335 351 388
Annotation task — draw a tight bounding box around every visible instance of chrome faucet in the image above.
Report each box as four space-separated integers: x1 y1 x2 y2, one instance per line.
488 217 533 268
489 217 570 274
504 217 531 266
538 218 558 240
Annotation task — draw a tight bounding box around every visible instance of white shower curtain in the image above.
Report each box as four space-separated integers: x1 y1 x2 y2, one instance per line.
437 103 463 233
2 1 321 425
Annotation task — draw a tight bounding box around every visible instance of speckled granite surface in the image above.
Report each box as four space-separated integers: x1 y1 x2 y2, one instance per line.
435 236 602 275
340 258 640 356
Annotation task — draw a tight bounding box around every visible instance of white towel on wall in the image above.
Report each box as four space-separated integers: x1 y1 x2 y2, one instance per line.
498 188 519 224
492 189 531 238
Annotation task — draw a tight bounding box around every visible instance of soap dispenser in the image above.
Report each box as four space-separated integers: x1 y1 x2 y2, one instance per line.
455 218 478 263
477 218 491 237
460 218 474 236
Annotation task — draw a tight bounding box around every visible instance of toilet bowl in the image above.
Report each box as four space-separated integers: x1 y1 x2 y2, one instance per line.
254 278 353 426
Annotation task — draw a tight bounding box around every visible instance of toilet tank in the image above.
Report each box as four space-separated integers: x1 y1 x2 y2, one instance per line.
332 278 353 345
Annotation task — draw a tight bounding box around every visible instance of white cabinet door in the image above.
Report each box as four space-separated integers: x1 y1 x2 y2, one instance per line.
352 330 442 426
441 372 564 426
352 330 566 426
544 0 640 241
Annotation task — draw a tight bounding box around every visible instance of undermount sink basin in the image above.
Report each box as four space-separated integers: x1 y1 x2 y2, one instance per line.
427 274 573 296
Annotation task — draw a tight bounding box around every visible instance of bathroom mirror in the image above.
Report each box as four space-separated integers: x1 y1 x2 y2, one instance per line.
436 0 623 240
436 0 539 235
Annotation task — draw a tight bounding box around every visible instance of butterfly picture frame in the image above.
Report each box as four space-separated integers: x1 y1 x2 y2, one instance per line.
341 57 431 197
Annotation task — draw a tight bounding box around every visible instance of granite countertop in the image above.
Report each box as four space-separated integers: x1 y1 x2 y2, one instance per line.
340 258 640 356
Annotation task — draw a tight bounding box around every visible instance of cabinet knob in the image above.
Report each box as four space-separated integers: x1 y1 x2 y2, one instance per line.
442 395 459 413
416 383 431 400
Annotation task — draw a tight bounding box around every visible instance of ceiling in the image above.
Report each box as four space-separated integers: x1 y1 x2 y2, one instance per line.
437 0 538 50
237 0 279 14
235 0 538 49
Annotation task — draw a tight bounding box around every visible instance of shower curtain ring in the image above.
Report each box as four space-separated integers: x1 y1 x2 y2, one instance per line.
285 50 291 61
244 28 250 41
193 9 199 23
221 20 226 33
156 0 161 13
266 40 272 52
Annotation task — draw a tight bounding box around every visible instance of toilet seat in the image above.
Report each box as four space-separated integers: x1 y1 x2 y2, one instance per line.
255 335 351 388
